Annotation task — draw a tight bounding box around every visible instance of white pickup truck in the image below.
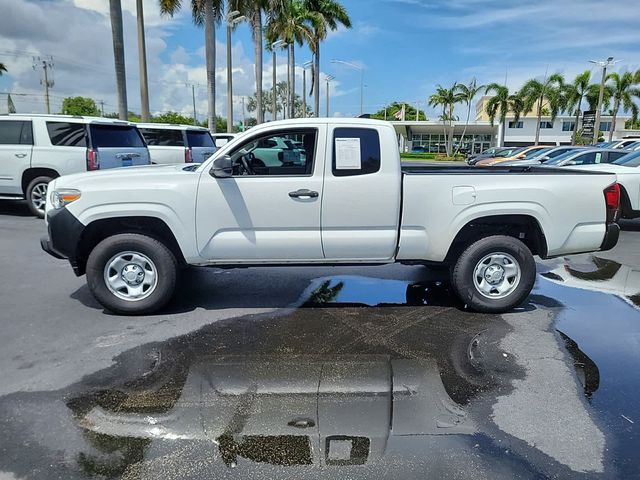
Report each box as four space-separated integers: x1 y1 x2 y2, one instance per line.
40 118 621 315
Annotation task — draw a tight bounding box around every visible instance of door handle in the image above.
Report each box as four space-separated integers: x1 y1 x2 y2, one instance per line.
288 418 316 429
14 153 27 158
289 189 318 198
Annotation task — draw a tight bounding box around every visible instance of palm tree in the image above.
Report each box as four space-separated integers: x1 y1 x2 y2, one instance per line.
0 63 6 75
429 84 460 156
304 0 351 117
605 71 640 141
266 0 317 118
563 71 591 144
160 0 224 132
520 73 565 145
231 0 267 123
454 79 484 156
109 0 128 120
585 82 612 112
484 84 510 147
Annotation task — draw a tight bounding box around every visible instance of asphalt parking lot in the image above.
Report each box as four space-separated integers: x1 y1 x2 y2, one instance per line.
0 201 639 479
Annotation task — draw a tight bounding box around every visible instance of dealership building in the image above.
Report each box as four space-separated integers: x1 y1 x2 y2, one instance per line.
391 96 638 154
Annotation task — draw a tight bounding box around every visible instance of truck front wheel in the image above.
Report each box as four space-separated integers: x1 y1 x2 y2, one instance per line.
86 233 178 315
451 235 535 313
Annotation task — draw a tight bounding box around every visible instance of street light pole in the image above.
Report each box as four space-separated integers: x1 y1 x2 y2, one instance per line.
331 59 364 116
301 61 313 118
271 40 286 121
226 10 246 133
589 56 617 144
325 75 334 117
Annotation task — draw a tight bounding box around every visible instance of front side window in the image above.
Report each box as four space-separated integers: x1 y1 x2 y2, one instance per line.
569 152 602 165
228 129 316 176
90 125 146 148
608 151 628 162
140 128 184 147
615 151 640 167
0 121 33 145
46 122 86 147
332 128 381 177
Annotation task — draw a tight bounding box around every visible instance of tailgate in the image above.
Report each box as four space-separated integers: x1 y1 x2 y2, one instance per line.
89 124 150 169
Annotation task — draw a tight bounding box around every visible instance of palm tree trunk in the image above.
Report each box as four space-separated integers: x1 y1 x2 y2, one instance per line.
534 99 542 145
314 40 320 117
454 104 471 157
290 44 295 118
204 1 217 132
609 100 619 142
252 8 263 124
136 0 150 122
109 0 128 120
573 99 581 145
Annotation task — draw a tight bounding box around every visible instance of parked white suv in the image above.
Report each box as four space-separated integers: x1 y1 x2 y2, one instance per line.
0 114 150 217
137 123 217 165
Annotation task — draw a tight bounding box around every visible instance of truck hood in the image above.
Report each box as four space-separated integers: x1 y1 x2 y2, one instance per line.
54 164 199 188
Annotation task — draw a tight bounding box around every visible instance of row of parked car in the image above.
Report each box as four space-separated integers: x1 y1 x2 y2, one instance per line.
0 114 237 217
467 140 640 220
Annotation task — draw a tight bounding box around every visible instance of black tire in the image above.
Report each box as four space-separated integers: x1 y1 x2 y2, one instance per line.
451 235 535 313
86 234 178 315
26 176 53 218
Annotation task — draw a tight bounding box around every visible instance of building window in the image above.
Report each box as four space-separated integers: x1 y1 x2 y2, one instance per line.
508 121 523 129
540 121 554 129
562 121 576 132
600 122 612 132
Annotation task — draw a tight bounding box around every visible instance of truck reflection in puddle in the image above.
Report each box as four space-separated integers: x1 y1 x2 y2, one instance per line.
72 355 474 472
542 255 640 308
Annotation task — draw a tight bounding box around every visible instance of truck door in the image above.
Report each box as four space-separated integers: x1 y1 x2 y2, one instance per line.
196 125 326 261
321 126 401 260
0 120 33 195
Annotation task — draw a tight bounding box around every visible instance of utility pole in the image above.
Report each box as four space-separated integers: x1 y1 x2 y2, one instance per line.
589 57 618 144
325 75 334 117
33 56 54 114
99 100 105 116
271 40 286 121
191 84 197 125
136 0 150 122
226 10 246 133
302 61 313 118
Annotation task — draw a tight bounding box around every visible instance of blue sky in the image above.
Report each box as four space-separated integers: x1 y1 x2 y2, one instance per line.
1 0 640 120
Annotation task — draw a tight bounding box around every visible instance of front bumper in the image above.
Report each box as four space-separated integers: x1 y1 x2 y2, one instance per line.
599 223 620 252
40 208 85 275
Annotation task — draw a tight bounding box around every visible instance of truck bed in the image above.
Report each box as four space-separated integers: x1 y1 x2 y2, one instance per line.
401 163 614 175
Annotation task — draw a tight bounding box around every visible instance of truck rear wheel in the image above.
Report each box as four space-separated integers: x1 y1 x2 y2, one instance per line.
451 235 535 313
86 233 178 315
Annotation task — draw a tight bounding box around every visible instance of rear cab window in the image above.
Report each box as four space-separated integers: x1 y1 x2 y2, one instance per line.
46 122 86 147
140 128 185 147
89 125 146 148
332 128 381 176
186 130 215 148
0 120 33 145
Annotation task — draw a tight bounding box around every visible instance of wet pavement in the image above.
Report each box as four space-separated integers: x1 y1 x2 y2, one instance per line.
0 201 639 479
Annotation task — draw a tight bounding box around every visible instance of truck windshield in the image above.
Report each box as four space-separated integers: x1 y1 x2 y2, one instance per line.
90 125 146 148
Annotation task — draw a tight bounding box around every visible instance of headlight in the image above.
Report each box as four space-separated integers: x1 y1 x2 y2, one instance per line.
50 189 81 209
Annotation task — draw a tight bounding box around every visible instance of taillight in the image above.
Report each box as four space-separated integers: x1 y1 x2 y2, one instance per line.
86 148 99 171
604 183 620 224
185 147 193 163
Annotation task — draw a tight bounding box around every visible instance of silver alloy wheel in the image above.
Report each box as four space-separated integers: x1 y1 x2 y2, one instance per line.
472 252 521 299
30 182 48 212
103 251 158 302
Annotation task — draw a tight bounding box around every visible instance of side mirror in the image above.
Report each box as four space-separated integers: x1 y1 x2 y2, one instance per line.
211 155 233 178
